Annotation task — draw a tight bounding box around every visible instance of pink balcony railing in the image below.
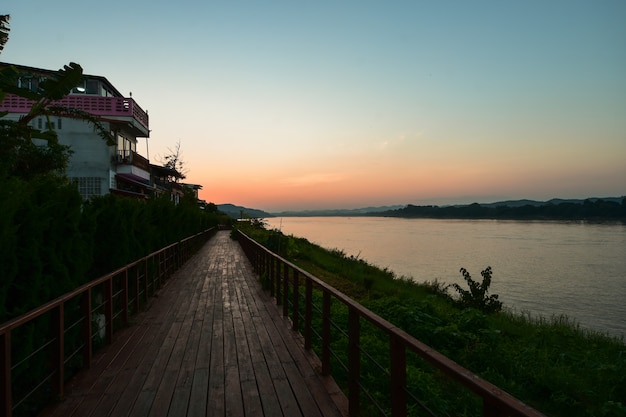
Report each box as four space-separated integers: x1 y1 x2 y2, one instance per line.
0 94 149 132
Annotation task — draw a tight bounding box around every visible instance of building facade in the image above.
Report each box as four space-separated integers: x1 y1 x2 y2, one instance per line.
0 62 166 199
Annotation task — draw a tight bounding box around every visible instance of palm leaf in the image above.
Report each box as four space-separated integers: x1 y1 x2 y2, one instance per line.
0 15 9 55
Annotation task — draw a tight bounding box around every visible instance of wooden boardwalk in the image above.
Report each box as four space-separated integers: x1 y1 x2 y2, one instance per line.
40 231 347 417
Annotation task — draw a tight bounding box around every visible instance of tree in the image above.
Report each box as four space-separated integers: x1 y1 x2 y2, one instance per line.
159 140 187 182
0 14 9 55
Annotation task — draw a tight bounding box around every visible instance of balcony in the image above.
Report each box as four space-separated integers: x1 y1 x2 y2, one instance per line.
0 94 149 137
116 149 150 171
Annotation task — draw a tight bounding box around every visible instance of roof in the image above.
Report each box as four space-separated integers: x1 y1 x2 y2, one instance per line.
0 61 124 97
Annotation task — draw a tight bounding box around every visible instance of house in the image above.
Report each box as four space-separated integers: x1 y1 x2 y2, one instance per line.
150 163 185 204
0 62 164 200
182 183 207 208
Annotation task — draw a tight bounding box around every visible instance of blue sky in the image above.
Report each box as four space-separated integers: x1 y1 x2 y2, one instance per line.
2 1 625 211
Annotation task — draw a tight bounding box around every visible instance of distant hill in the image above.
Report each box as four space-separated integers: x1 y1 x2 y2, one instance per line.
272 205 404 217
375 197 625 220
480 197 624 208
217 204 273 219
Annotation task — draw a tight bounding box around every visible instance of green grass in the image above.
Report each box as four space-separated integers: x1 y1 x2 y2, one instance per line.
238 223 626 417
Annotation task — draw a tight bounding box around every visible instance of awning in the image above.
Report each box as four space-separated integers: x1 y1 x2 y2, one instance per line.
115 173 151 189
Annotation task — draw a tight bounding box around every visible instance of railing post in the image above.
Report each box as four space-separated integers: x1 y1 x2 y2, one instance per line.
390 334 407 417
81 290 92 368
0 332 11 417
256 245 261 273
122 269 129 326
268 255 275 298
105 278 113 345
154 254 159 294
321 291 331 375
283 264 289 317
52 304 65 400
158 251 164 287
348 307 360 417
304 279 312 350
265 251 270 285
275 257 281 305
144 258 149 299
292 270 300 331
133 265 140 314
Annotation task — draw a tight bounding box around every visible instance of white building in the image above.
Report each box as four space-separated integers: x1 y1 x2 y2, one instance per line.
0 62 155 199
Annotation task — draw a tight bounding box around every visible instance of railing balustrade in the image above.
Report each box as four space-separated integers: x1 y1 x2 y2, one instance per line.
0 227 215 417
236 230 545 417
0 94 149 132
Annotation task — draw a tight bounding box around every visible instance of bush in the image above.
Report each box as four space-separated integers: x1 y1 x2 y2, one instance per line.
451 266 503 313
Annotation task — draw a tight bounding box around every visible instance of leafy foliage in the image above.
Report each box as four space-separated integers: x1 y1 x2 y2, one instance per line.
159 140 187 182
451 266 503 313
0 14 8 55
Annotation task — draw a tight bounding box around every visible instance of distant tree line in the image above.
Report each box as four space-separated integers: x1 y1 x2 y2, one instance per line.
379 199 626 220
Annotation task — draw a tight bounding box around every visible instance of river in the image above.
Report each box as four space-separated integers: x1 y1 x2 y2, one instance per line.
265 217 626 339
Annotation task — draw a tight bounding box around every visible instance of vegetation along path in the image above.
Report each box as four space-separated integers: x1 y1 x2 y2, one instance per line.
40 231 347 417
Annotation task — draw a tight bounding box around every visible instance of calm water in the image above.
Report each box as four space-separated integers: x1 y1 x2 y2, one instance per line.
265 217 626 338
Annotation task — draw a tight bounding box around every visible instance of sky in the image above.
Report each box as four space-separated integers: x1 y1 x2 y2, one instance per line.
2 1 625 211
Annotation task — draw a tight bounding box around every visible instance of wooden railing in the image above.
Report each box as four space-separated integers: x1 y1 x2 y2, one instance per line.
116 149 150 171
0 227 216 417
236 230 545 417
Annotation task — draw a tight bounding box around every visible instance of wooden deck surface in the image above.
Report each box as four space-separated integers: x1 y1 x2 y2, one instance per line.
40 231 347 417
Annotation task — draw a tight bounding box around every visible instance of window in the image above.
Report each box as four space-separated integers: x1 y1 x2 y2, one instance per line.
72 79 100 95
18 75 39 92
73 177 103 199
86 79 98 94
117 133 134 160
58 118 62 129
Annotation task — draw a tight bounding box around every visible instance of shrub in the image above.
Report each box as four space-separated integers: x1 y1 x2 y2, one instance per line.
451 266 503 313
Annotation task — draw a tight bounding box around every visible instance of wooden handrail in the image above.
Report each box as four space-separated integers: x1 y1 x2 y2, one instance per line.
0 227 216 417
236 230 545 417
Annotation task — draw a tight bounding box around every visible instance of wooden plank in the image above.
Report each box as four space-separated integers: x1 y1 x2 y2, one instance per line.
237 283 284 416
222 264 245 416
187 263 218 417
229 264 264 416
207 268 225 416
187 368 209 417
166 387 191 417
